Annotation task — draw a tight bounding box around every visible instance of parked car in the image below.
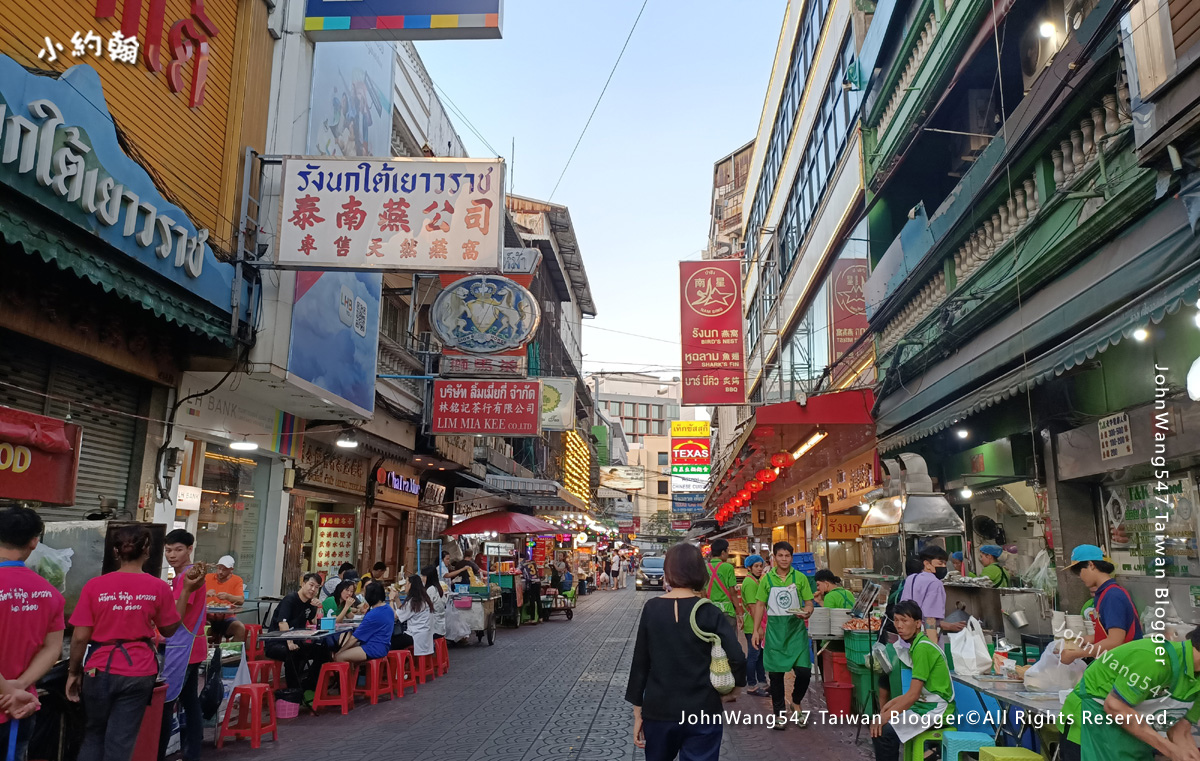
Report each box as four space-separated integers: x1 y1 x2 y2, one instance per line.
636 555 664 590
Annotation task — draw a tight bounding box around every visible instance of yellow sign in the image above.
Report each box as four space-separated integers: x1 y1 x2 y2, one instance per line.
826 514 864 540
670 420 711 438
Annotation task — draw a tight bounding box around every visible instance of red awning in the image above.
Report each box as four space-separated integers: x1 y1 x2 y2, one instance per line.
711 389 878 509
442 511 565 536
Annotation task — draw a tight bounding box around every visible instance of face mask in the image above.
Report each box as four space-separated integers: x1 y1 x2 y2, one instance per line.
935 566 949 580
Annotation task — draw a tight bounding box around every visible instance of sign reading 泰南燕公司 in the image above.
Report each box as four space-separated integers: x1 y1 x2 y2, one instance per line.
276 157 505 271
430 380 541 436
680 261 745 406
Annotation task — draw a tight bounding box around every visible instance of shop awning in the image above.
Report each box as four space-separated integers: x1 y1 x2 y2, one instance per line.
442 511 565 536
0 203 234 345
879 231 1200 452
485 475 587 512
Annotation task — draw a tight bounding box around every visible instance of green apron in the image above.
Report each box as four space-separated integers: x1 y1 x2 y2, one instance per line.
761 568 811 672
1074 642 1192 758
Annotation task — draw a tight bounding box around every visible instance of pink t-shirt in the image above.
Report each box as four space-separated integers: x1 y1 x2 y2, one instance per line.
172 567 208 664
0 561 65 724
70 571 180 677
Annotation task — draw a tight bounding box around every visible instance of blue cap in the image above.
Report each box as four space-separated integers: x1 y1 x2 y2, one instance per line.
745 555 765 569
1069 544 1106 566
951 551 963 561
980 545 1003 558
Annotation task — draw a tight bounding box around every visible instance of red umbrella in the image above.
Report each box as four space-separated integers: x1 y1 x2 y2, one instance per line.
442 511 566 536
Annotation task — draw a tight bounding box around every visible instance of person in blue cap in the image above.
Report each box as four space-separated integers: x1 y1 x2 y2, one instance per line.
977 545 1010 587
950 551 976 578
740 554 769 696
1060 544 1142 665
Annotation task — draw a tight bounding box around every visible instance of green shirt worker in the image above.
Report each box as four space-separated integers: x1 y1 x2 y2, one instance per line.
977 545 1010 587
740 554 769 696
705 539 743 622
1058 632 1200 761
950 551 977 578
751 541 814 728
871 600 956 760
814 569 854 655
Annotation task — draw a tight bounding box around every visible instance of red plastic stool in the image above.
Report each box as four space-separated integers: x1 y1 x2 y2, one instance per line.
244 624 264 660
247 659 281 689
352 658 394 705
216 683 278 749
434 638 449 676
311 662 353 715
414 653 437 684
388 650 418 697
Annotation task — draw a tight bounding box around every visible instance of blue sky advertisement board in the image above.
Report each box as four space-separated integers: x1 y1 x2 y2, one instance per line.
285 42 393 417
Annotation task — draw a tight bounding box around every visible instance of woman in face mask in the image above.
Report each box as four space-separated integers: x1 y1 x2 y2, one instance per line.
899 546 964 644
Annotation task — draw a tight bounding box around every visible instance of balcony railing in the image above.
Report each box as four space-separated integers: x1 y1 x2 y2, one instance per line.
376 333 431 415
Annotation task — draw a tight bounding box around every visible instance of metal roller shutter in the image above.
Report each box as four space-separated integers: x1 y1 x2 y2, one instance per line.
0 330 144 520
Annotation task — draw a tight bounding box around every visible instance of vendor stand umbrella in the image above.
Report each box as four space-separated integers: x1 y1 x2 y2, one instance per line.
442 511 566 536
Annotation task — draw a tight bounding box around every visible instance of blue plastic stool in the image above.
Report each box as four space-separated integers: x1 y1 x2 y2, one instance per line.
943 731 996 760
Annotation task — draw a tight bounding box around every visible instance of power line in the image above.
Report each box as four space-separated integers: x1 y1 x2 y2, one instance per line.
548 0 649 200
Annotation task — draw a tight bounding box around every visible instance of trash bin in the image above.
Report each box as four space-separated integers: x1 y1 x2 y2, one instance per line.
130 682 168 761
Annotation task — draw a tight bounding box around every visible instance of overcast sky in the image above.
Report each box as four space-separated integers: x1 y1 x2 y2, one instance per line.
417 0 784 378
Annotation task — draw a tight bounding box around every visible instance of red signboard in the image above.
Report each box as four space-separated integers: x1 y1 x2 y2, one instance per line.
671 519 691 531
0 406 82 505
680 261 745 406
829 258 870 382
430 380 541 436
671 437 711 466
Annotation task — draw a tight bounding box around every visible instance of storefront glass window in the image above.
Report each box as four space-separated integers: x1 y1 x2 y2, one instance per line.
196 447 270 595
1104 477 1200 578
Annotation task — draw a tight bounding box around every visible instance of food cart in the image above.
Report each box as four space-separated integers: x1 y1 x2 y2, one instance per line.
447 589 500 645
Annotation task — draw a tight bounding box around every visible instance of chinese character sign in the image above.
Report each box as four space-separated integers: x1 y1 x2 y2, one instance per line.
315 513 356 569
430 380 541 436
277 157 505 271
680 261 745 405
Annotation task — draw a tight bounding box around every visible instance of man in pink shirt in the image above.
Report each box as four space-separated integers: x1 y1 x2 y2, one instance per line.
0 507 66 761
161 530 207 761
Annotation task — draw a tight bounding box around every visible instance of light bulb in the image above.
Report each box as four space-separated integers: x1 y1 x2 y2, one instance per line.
1039 21 1055 38
961 487 973 499
1133 327 1149 342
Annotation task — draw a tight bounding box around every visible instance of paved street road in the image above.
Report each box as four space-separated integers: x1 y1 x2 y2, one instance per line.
216 586 874 760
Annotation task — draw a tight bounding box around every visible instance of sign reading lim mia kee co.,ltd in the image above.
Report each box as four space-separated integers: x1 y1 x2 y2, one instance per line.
276 157 505 272
430 380 540 436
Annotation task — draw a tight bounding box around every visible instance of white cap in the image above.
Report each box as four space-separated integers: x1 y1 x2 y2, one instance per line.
217 555 236 569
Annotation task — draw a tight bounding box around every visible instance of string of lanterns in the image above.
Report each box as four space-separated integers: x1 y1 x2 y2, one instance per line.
714 451 795 526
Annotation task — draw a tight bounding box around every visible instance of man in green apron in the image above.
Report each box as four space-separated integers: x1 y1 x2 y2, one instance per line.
815 569 855 609
705 539 743 626
871 600 955 760
1059 629 1200 761
751 541 813 729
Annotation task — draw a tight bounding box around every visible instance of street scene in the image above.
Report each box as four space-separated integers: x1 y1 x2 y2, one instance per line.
2 0 1200 761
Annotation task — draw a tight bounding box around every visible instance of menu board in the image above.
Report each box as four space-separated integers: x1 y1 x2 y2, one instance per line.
1106 476 1199 577
315 513 357 570
533 536 554 566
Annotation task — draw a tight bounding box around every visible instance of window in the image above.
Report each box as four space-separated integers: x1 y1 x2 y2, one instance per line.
380 297 408 343
657 452 669 466
638 419 649 434
638 403 649 417
652 404 663 418
654 421 666 436
657 481 669 495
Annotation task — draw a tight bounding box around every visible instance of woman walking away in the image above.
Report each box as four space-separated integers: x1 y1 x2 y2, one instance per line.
69 525 203 761
626 543 746 761
391 575 435 658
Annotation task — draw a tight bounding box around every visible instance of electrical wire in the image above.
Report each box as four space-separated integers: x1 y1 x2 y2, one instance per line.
548 0 649 201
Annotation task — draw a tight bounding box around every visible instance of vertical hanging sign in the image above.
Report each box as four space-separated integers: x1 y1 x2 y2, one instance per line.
679 261 745 405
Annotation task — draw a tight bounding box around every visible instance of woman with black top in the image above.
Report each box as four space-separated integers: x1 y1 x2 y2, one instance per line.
626 543 746 761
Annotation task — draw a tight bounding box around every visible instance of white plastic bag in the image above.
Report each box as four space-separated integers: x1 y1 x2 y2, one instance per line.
1025 550 1057 598
949 616 992 675
26 542 73 592
1023 640 1086 693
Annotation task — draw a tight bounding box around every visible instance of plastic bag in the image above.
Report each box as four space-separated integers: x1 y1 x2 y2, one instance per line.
26 542 73 593
949 616 992 675
1023 640 1086 693
1025 550 1057 598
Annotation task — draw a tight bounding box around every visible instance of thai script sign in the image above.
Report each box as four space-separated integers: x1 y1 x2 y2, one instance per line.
430 380 541 436
670 421 711 438
826 513 864 540
680 261 745 405
0 56 236 313
829 258 869 383
276 157 505 271
672 493 705 514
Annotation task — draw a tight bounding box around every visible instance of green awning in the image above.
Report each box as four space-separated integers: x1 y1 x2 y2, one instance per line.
0 204 233 345
879 255 1200 452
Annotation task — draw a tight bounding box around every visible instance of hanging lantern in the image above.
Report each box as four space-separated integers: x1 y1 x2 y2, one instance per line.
737 489 751 501
756 469 777 484
771 451 795 468
746 479 763 493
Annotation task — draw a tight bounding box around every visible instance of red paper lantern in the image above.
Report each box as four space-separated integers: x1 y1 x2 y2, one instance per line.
737 489 752 502
771 451 795 469
756 469 777 484
746 479 763 493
